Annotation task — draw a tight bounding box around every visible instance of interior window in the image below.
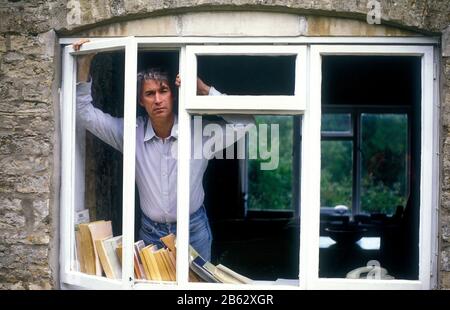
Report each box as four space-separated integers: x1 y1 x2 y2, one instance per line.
319 55 421 280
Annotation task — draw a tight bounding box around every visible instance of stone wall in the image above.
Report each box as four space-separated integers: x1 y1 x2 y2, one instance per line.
0 28 57 289
0 0 448 289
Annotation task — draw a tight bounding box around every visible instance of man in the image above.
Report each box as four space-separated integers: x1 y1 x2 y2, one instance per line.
74 40 253 261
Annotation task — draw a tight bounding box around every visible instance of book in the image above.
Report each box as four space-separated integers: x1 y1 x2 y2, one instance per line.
77 223 97 275
215 264 253 284
87 220 113 276
140 244 162 281
133 240 146 279
190 256 220 283
154 249 172 281
160 233 176 253
74 209 90 272
188 244 252 284
95 235 122 279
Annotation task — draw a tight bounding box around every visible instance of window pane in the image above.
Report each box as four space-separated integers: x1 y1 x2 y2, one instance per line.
73 51 124 279
197 55 296 95
248 115 293 211
321 113 352 133
133 50 180 283
196 114 299 285
320 140 353 211
360 114 408 215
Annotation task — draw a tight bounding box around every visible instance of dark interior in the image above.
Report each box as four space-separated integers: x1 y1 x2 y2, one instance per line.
319 56 421 280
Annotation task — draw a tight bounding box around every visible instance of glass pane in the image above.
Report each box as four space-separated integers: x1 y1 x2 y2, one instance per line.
320 140 353 212
361 114 408 215
191 113 299 285
322 56 421 106
321 113 352 133
133 50 180 283
73 51 124 279
197 55 296 95
248 115 293 211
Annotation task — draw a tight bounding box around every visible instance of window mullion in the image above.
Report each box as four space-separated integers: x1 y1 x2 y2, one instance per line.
353 111 361 215
177 46 191 287
121 37 138 289
61 45 76 279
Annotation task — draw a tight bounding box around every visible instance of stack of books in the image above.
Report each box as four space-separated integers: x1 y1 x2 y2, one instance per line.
75 220 122 279
188 245 253 284
75 221 252 284
134 234 177 281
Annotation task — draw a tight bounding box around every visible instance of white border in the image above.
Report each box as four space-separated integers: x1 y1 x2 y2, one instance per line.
308 45 436 290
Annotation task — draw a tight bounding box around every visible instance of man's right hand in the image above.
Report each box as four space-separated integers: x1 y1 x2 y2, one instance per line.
72 39 95 83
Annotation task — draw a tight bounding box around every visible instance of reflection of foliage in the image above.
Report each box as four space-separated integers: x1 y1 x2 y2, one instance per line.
248 113 409 214
361 179 406 214
321 114 408 215
361 114 407 215
248 116 293 210
321 140 353 208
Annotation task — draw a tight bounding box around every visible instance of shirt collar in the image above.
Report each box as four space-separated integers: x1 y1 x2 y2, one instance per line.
144 115 178 142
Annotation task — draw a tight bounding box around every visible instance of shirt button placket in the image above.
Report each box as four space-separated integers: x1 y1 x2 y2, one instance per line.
161 141 170 222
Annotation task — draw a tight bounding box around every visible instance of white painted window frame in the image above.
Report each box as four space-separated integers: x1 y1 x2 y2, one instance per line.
184 45 307 114
60 37 137 290
60 36 438 290
307 45 437 290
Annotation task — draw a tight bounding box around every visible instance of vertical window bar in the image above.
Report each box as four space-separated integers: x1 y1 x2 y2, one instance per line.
122 37 137 288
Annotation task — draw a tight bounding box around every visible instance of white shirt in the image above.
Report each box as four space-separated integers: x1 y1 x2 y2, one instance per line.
76 81 253 223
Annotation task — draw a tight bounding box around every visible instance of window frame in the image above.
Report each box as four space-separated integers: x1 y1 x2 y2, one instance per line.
321 107 412 215
185 45 307 114
60 37 137 289
59 37 438 290
308 45 437 290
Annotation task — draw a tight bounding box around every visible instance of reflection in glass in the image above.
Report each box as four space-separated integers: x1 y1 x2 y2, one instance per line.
361 114 408 215
321 140 353 211
249 116 293 211
197 55 296 95
197 114 299 284
321 113 351 133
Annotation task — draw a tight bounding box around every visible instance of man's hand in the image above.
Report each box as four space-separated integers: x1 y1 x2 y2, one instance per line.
174 74 211 96
197 77 210 96
72 39 96 83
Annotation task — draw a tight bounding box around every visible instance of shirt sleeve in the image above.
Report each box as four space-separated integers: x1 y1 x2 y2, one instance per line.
76 81 124 152
203 86 256 154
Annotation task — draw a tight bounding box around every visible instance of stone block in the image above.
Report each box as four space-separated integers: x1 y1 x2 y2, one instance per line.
0 134 52 156
181 11 306 36
441 246 450 272
0 35 6 53
443 26 450 58
0 156 49 176
440 271 450 289
442 214 450 243
0 174 51 194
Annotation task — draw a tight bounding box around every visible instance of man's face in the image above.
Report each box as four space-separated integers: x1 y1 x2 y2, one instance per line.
139 79 174 121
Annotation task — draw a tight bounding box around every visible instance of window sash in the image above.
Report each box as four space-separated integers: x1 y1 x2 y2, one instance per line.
308 45 436 290
60 37 137 289
185 45 307 114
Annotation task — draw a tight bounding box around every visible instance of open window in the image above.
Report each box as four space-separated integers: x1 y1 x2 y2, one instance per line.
60 38 436 290
308 45 436 289
61 38 137 289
